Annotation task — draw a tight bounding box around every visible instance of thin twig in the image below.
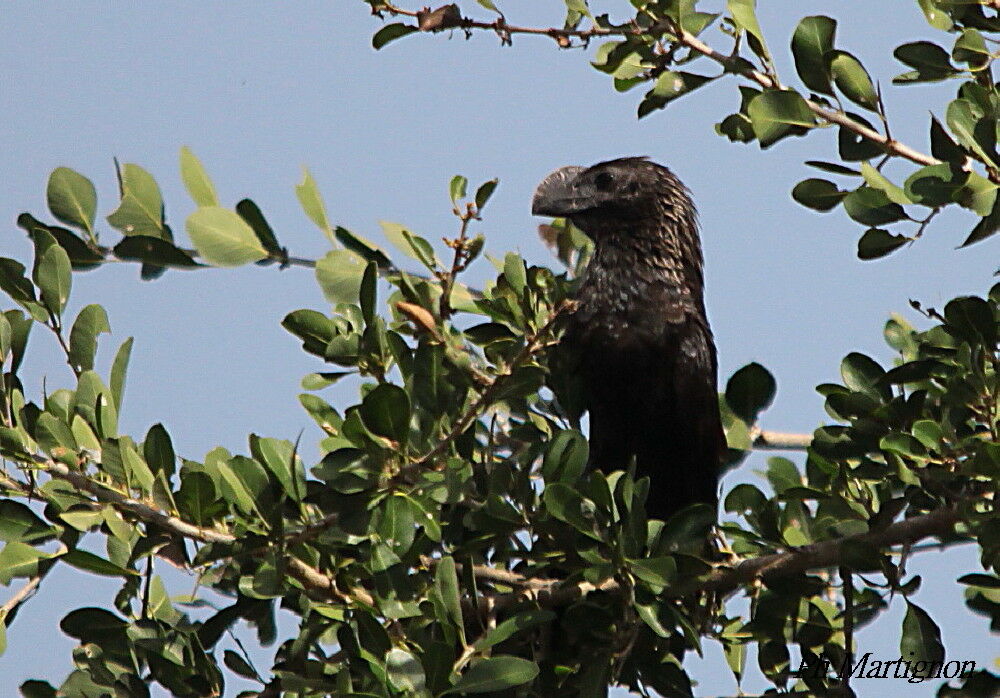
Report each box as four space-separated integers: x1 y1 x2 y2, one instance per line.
1 574 42 616
374 3 944 172
402 299 575 476
750 429 812 451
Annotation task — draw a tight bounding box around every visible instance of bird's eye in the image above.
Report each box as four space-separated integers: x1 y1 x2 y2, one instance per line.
594 172 615 190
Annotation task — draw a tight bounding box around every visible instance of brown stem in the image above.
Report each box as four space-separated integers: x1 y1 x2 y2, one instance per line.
374 3 943 171
401 299 574 476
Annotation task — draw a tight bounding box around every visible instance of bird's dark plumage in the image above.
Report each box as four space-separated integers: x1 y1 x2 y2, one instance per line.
533 157 723 521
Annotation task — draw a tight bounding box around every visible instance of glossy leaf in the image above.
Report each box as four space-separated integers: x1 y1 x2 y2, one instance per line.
790 15 836 96
828 51 878 111
746 90 815 148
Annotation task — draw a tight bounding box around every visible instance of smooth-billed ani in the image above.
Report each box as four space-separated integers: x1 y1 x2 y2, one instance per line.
532 157 723 521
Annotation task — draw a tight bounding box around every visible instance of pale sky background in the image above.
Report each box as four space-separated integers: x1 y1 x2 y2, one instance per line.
1 2 997 696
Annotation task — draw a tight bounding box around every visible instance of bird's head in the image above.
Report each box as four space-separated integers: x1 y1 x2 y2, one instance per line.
531 157 688 236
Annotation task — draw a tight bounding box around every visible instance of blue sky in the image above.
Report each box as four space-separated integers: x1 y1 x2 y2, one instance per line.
1 2 997 695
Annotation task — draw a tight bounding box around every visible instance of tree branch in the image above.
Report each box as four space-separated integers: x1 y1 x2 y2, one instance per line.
751 428 812 451
25 455 971 620
373 3 942 170
37 458 374 607
492 504 964 610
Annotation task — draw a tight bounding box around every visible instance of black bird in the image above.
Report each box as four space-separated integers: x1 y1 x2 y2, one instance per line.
532 157 723 520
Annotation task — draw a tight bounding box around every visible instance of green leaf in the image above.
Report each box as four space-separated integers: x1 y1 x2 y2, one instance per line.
947 99 998 168
19 680 56 698
860 162 910 205
900 601 944 667
542 429 589 484
250 435 303 501
223 649 258 680
952 29 989 69
930 116 964 163
840 352 889 401
746 90 815 148
359 261 377 324
179 146 219 206
236 199 283 257
375 495 416 559
47 167 96 235
449 175 468 204
903 163 961 207
543 483 599 538
68 304 110 373
475 179 499 210
957 573 1000 588
917 0 952 31
0 542 50 584
725 362 776 424
386 648 426 693
35 244 71 317
446 656 540 694
827 50 878 111
839 112 883 161
372 23 418 50
186 206 268 267
944 295 996 347
176 471 219 526
791 178 846 211
144 423 177 480
379 221 439 270
893 41 954 84
113 235 200 269
638 71 714 118
963 194 1000 246
106 163 165 237
315 249 367 304
473 610 555 651
296 167 335 242
61 549 137 578
727 0 770 62
857 228 907 260
434 557 465 645
359 384 411 446
630 556 677 587
790 16 836 96
110 336 133 414
953 172 998 217
476 0 500 12
0 500 54 544
842 186 907 226
335 226 391 268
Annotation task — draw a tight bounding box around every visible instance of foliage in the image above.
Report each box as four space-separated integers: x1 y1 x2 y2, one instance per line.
370 0 1000 256
0 2 997 697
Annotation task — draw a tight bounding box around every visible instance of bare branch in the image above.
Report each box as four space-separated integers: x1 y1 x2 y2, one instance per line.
751 428 812 451
1 574 43 616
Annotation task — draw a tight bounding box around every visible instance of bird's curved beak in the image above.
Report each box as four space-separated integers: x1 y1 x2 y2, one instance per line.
531 166 586 216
